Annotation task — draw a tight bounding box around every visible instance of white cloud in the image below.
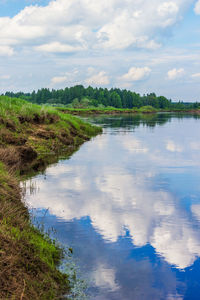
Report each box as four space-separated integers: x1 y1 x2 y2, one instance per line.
0 0 193 54
51 76 68 84
191 72 200 78
121 67 151 82
194 0 200 14
0 45 14 56
191 204 200 222
167 293 183 300
151 221 200 269
50 70 80 86
120 136 149 153
0 74 10 80
0 0 199 101
157 2 179 17
167 68 185 80
35 42 84 53
166 140 183 152
85 71 110 86
93 264 119 291
87 67 95 75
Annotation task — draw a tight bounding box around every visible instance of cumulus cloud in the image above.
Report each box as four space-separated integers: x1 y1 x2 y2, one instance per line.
35 42 84 53
191 72 200 78
119 137 149 153
151 221 200 268
157 2 179 17
191 204 200 222
0 0 193 54
166 140 182 152
0 45 14 56
85 71 110 86
120 67 151 82
194 0 200 14
50 69 79 86
51 76 68 84
87 67 95 74
167 293 183 300
167 68 185 80
0 0 198 97
93 264 119 291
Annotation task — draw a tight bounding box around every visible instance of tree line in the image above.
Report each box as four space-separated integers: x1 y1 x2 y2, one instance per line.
4 85 199 109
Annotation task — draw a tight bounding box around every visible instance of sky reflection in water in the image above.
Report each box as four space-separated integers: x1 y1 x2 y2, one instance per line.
24 114 200 300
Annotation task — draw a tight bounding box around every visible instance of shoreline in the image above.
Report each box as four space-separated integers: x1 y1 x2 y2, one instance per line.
58 107 200 115
0 96 102 299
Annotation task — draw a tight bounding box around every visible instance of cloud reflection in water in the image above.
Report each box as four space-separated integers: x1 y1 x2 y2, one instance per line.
24 115 200 298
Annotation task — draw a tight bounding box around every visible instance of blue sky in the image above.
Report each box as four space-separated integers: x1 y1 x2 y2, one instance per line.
0 0 200 101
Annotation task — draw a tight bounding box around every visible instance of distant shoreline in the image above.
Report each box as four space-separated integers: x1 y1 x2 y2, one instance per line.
58 107 200 115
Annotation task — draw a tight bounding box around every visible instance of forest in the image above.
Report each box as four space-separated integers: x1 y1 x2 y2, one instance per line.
3 85 199 110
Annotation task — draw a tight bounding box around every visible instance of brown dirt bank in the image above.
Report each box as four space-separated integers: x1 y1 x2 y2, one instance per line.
0 99 102 299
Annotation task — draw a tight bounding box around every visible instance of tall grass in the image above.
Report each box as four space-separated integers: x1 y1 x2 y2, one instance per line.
0 96 102 136
0 96 102 299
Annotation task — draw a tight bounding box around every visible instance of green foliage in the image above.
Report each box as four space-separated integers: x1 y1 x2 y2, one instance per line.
5 85 199 110
110 92 122 108
0 95 101 131
0 95 102 164
72 98 80 108
138 105 157 112
80 97 90 108
0 198 70 299
0 96 103 299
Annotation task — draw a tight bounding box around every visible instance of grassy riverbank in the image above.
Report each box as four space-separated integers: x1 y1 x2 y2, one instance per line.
58 105 158 115
58 106 200 115
0 96 102 299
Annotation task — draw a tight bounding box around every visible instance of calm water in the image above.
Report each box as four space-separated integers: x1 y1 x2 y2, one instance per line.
24 113 200 300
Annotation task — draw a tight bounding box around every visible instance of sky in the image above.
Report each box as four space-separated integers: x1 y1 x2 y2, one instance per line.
0 0 200 101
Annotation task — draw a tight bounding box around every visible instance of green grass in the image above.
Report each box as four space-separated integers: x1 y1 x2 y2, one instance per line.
138 105 158 112
58 106 138 113
0 96 102 299
57 105 160 114
57 105 200 114
0 206 70 299
0 148 70 299
0 96 102 160
0 96 102 131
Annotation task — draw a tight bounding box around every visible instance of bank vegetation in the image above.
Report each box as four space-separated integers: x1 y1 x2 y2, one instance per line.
0 96 102 299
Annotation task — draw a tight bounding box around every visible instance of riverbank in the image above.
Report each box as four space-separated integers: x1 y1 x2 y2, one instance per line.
0 96 102 299
58 106 200 115
58 106 157 115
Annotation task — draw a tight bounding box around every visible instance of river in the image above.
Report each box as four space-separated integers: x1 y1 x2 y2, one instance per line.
24 113 200 300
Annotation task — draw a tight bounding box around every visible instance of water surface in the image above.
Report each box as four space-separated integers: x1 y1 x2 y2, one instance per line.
24 113 200 300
